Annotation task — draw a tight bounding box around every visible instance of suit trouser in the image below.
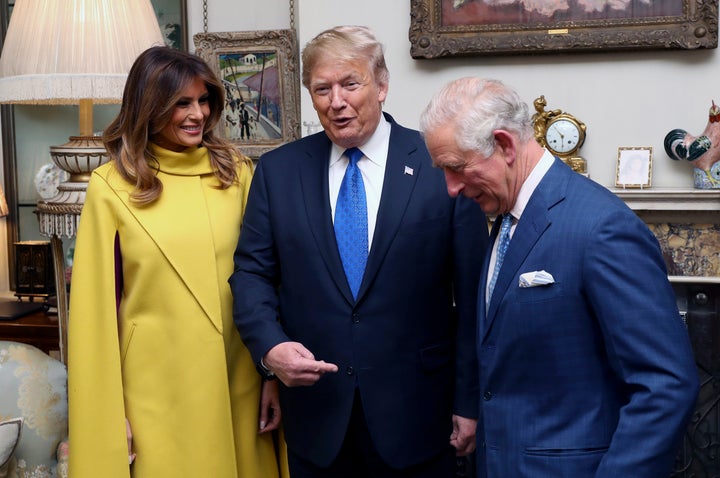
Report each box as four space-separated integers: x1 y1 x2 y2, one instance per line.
287 389 456 478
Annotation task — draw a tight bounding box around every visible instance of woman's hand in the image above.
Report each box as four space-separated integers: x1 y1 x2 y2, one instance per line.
259 379 281 433
126 418 136 464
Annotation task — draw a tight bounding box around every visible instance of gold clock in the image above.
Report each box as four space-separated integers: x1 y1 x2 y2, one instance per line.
532 95 587 174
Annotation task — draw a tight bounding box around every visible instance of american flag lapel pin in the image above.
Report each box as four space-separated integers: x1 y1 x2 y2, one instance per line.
404 165 414 176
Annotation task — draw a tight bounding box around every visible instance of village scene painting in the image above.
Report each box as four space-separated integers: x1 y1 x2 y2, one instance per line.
218 51 283 143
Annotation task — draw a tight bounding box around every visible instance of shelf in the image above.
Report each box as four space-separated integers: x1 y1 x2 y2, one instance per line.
669 275 720 284
610 188 720 212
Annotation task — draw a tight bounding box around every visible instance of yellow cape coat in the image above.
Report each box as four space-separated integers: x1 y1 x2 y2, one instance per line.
68 145 288 477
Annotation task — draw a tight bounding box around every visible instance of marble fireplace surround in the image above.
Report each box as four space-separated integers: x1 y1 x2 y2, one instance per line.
612 188 720 279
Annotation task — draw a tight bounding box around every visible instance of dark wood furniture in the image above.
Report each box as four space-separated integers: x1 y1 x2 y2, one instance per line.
0 306 59 356
14 241 55 302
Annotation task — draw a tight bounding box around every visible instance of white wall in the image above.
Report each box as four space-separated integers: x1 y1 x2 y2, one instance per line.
0 0 709 291
188 0 718 189
186 0 291 39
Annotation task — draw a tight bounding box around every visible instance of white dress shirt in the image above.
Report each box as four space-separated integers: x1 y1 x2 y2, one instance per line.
486 149 555 300
328 116 391 250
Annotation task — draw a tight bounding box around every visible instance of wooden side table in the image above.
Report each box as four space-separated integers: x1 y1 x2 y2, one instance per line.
0 307 59 356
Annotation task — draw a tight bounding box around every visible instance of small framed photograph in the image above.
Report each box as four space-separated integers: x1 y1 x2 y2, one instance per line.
193 30 301 159
616 147 653 188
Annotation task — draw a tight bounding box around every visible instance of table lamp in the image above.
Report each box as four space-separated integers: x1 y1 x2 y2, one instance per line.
0 0 164 362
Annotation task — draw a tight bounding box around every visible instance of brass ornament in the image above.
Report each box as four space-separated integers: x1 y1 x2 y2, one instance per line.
532 95 587 174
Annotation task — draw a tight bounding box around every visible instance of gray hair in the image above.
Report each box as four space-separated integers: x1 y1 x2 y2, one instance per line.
301 25 389 89
419 77 533 157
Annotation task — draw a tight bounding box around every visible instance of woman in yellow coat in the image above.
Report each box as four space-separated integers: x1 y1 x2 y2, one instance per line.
67 46 288 478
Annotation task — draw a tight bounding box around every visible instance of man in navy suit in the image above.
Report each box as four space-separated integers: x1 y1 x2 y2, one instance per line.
230 27 488 477
419 77 699 477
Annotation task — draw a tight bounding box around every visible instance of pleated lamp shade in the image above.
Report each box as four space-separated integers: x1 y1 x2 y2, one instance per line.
0 0 166 239
0 0 165 107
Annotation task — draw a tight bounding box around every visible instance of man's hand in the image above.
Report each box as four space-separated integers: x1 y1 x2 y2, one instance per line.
450 415 477 456
264 342 338 387
259 379 281 433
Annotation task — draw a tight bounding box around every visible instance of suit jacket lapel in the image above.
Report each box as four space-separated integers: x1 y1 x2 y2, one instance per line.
300 117 424 304
483 159 567 337
357 119 421 300
298 134 357 303
479 216 502 337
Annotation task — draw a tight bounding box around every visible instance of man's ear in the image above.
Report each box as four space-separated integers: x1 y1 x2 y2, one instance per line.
493 130 517 164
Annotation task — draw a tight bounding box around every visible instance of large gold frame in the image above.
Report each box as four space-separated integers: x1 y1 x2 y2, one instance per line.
410 0 718 59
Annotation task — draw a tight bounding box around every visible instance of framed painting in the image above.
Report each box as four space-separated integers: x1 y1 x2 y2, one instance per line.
410 0 719 58
616 146 653 188
194 30 301 159
151 0 188 51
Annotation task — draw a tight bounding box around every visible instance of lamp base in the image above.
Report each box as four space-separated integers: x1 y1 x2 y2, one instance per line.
36 182 86 238
37 134 111 238
50 135 110 182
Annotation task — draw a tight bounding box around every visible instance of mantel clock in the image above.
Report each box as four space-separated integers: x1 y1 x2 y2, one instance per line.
532 95 587 175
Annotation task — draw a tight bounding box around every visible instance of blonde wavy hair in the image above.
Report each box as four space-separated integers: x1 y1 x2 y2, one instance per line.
301 25 389 90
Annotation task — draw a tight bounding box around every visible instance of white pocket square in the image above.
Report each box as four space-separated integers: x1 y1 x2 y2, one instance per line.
519 270 555 288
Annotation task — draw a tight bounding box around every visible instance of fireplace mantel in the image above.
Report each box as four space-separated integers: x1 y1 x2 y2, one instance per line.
610 188 720 212
608 188 720 277
669 275 720 284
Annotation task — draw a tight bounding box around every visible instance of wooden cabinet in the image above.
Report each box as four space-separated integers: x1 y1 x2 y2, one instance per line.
14 241 55 301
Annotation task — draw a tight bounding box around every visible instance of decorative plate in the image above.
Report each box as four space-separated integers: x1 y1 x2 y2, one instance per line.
34 163 69 200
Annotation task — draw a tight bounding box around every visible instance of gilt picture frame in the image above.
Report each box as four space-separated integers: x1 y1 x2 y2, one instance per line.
616 146 653 188
409 0 719 58
151 0 188 51
194 30 301 159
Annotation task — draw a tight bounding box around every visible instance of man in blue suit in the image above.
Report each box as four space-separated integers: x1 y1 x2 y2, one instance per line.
230 27 489 477
419 76 699 477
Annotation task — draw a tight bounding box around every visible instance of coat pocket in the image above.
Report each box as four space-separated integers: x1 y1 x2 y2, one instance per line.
522 446 607 477
419 343 451 372
515 281 563 303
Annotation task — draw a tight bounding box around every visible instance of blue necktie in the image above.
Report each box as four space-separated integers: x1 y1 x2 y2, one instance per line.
335 147 368 299
487 214 513 308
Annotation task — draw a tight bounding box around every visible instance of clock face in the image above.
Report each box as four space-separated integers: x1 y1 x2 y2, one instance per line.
545 118 582 155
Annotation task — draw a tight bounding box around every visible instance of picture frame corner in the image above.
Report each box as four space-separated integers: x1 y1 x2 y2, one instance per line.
193 29 301 160
151 0 189 52
409 0 719 58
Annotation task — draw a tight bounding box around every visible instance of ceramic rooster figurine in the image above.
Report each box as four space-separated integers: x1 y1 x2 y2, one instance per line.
664 100 720 188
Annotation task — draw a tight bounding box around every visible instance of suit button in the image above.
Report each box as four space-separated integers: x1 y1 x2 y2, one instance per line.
352 313 360 324
483 391 492 401
346 366 355 376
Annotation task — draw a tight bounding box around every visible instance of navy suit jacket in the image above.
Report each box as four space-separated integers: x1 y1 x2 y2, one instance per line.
476 158 699 477
230 113 489 468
